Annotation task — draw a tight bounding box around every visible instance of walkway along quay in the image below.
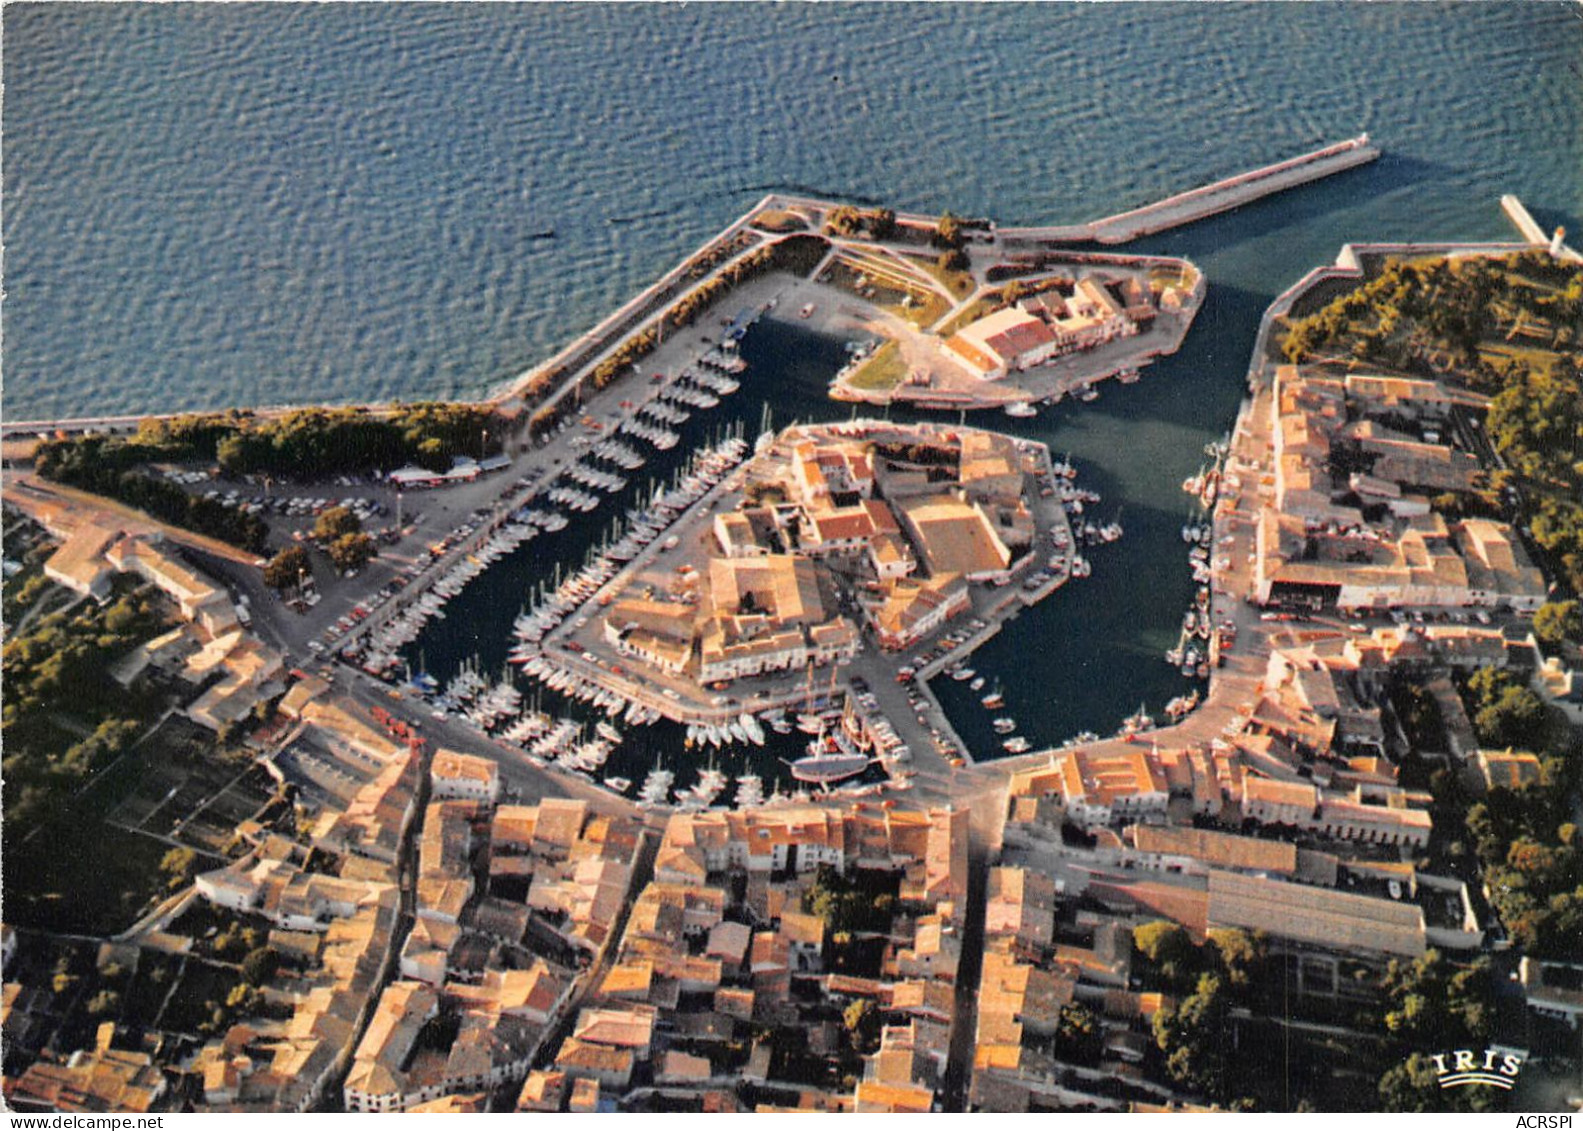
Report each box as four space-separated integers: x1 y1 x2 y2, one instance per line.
998 134 1380 246
1500 193 1582 263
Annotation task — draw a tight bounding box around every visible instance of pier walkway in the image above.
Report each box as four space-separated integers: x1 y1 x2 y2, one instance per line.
1501 193 1581 262
1000 134 1379 247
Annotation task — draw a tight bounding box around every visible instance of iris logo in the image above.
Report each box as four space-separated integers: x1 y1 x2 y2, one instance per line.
1430 1048 1524 1090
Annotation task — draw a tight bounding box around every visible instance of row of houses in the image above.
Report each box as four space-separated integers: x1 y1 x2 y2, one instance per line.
943 275 1149 382
42 524 287 731
343 775 644 1112
1256 365 1545 611
511 805 969 1113
603 423 1044 683
181 744 422 1112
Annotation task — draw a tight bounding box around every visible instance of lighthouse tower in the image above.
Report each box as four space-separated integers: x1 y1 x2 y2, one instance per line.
1549 226 1567 258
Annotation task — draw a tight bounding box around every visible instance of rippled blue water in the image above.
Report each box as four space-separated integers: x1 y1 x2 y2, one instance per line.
4 2 1579 419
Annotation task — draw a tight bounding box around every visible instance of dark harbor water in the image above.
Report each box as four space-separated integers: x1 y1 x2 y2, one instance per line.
5 3 1581 781
397 303 1244 789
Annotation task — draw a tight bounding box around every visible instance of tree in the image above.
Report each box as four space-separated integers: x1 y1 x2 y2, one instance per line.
86 989 121 1018
1473 687 1546 750
160 846 197 890
1378 1052 1499 1112
263 545 311 591
841 998 882 1056
937 248 969 273
1208 927 1265 986
933 212 964 250
312 505 360 542
1532 600 1581 651
825 205 861 237
241 946 279 986
1054 1002 1102 1064
1133 920 1200 987
327 532 376 573
1153 974 1231 1099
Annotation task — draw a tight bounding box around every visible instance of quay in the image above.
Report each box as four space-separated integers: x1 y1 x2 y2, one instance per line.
1500 193 1582 262
982 221 1567 791
1502 193 1550 246
999 134 1380 247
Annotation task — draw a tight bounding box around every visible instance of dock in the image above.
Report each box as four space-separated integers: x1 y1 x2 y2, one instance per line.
1500 193 1581 262
1501 194 1549 245
1000 134 1380 247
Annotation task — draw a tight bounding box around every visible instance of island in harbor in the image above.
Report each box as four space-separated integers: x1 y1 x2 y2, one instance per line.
508 419 1097 786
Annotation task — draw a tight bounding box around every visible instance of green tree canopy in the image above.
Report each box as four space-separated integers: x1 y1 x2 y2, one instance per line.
327 532 376 573
312 505 361 542
1532 600 1581 650
262 545 311 590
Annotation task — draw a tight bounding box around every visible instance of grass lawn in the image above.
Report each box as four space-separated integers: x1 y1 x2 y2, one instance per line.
936 296 995 338
882 293 949 328
752 208 807 233
845 341 907 392
915 259 977 300
1477 341 1564 377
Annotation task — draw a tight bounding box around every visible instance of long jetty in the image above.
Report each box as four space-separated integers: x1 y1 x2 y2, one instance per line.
3 139 1379 443
1000 134 1380 246
1501 193 1582 263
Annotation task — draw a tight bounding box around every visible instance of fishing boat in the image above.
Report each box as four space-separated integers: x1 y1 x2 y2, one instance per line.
992 717 1017 735
1120 702 1155 736
950 667 976 682
1002 736 1032 753
788 724 871 786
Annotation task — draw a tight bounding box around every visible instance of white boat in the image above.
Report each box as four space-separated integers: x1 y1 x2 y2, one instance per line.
603 776 632 793
1004 402 1037 418
1002 736 1032 753
734 774 765 809
638 766 675 808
